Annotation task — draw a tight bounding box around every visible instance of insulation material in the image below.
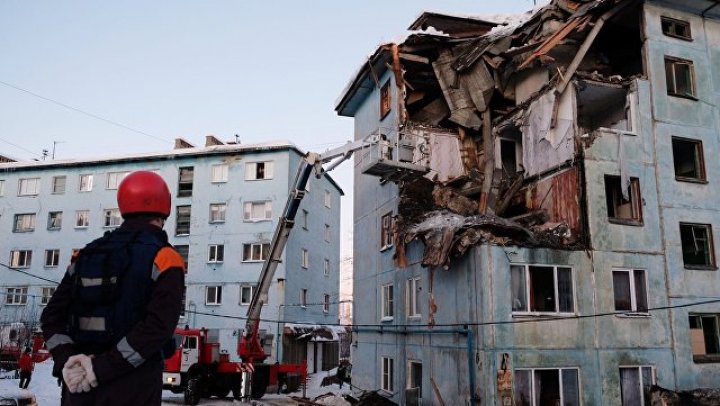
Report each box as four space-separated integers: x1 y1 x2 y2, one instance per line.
407 127 467 183
433 50 482 129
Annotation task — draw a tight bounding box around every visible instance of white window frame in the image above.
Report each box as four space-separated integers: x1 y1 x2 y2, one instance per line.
240 285 255 305
205 285 222 305
301 289 308 308
612 269 648 314
79 174 93 192
511 264 575 315
242 243 270 262
175 205 191 236
514 367 581 406
103 208 122 228
10 250 32 268
243 201 272 222
40 286 56 305
323 294 330 313
6 287 28 305
106 171 129 189
245 161 274 181
45 249 60 268
0 179 4 196
209 203 227 223
324 190 332 208
48 211 63 230
13 213 36 233
301 249 309 269
211 164 229 183
380 212 394 250
18 178 40 196
324 224 331 242
381 283 394 321
406 277 421 318
207 244 225 263
302 210 309 230
381 356 394 393
324 259 330 277
619 365 655 405
75 210 90 228
52 176 66 194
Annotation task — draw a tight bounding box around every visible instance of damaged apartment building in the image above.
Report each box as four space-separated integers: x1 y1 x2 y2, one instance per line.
336 0 720 404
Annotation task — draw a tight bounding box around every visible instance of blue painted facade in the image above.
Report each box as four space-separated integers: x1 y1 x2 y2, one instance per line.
0 142 342 364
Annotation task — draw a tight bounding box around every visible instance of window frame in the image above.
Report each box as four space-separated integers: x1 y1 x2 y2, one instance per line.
44 249 60 268
301 210 309 230
514 367 580 406
604 175 643 225
175 205 192 236
242 243 270 262
240 285 255 305
0 179 4 196
13 213 36 233
672 136 706 183
661 16 692 41
40 286 56 305
79 174 93 192
75 210 90 228
381 356 394 393
106 171 129 190
245 161 274 181
407 360 423 399
178 167 194 197
103 208 122 228
511 264 576 316
205 285 222 306
211 163 229 183
612 269 649 314
381 283 394 321
406 277 421 318
380 212 394 251
664 56 697 99
51 176 66 194
301 249 309 269
5 286 28 305
380 80 392 120
690 313 720 362
243 201 272 222
10 250 32 268
619 365 655 405
324 224 331 242
47 211 63 230
207 244 225 263
323 294 330 313
324 258 330 277
324 190 332 208
18 177 40 196
679 222 716 269
301 289 308 308
209 203 227 223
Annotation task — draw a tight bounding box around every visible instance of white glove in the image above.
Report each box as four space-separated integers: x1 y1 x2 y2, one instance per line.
62 354 99 393
61 362 85 393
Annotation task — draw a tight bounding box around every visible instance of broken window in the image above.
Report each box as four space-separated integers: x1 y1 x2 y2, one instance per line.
380 212 394 250
178 167 194 197
175 205 191 235
245 161 274 180
689 314 720 362
605 176 642 224
511 265 574 314
514 368 580 406
679 223 715 268
381 283 394 320
612 269 648 313
577 83 634 133
619 366 655 405
672 137 706 182
661 17 691 40
380 80 391 119
48 211 62 230
665 57 696 98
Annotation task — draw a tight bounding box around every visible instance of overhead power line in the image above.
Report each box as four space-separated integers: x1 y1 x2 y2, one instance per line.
0 79 171 145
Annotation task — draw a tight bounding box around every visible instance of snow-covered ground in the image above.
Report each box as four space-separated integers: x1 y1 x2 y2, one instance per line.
0 360 354 405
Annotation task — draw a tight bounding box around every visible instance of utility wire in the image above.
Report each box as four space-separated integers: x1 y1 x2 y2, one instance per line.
0 79 171 145
0 136 42 157
0 261 61 285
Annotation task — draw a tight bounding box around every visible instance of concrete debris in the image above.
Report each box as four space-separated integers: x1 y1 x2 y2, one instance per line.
649 386 720 406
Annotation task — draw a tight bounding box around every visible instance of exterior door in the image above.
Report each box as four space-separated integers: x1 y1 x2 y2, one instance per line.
181 336 199 372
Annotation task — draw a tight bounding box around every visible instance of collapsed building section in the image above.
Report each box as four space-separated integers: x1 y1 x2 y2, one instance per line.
348 0 646 268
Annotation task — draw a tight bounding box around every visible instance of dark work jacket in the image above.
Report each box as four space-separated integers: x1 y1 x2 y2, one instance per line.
41 220 185 406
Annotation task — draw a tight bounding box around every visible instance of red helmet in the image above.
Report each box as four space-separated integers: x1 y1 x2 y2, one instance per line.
117 171 171 218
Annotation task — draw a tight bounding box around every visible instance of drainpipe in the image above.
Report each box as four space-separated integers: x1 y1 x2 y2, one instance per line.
353 326 478 403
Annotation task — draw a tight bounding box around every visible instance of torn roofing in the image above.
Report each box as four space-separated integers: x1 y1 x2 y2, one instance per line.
407 11 500 38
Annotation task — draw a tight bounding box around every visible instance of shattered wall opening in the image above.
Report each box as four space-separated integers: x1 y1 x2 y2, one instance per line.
577 81 634 133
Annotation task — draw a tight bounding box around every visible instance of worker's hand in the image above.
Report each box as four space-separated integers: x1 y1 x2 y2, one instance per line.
75 354 98 391
61 362 85 393
62 354 98 393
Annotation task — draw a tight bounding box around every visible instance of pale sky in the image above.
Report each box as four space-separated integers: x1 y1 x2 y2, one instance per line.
0 0 539 257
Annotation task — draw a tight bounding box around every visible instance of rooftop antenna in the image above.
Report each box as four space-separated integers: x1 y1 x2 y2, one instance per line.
42 149 49 160
52 141 65 159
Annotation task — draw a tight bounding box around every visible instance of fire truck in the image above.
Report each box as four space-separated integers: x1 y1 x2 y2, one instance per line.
163 136 400 404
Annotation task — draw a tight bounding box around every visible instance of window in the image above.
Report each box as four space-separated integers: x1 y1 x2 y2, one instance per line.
48 211 63 230
381 283 394 320
690 314 720 362
0 179 4 196
6 287 28 305
672 137 706 182
605 176 643 224
18 178 39 196
324 224 331 242
13 213 36 232
175 205 191 235
661 17 691 40
301 249 309 269
242 243 270 262
500 138 521 174
209 203 226 223
103 208 121 228
45 249 60 268
302 210 308 230
511 265 574 314
407 361 422 399
174 245 189 270
52 176 66 194
178 167 194 197
381 357 394 393
380 80 392 119
211 164 228 183
324 190 332 208
514 368 580 406
75 210 90 228
324 259 330 277
619 366 655 405
208 244 224 263
323 294 330 313
243 201 272 221
665 57 696 98
205 285 222 305
240 285 255 305
301 289 308 308
380 212 394 250
10 250 32 268
680 223 715 268
79 174 93 192
106 171 129 189
245 161 274 180
40 287 56 305
613 269 648 313
407 277 421 318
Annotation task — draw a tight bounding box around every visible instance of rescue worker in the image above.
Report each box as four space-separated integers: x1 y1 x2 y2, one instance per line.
18 347 33 389
40 171 185 405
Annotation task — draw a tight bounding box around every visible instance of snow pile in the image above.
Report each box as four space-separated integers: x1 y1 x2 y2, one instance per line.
0 359 61 404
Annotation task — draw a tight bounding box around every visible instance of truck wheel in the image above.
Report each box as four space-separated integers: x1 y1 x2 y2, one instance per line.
184 377 201 406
